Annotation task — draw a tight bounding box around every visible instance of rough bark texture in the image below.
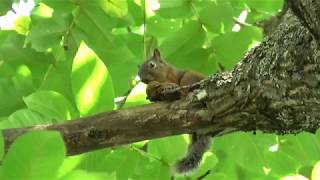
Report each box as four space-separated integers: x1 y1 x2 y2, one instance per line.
2 0 320 156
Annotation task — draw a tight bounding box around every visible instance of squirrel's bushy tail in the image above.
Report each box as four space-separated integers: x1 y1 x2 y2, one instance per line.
175 134 211 173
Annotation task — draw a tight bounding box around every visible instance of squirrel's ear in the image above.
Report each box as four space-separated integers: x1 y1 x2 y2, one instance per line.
153 48 161 61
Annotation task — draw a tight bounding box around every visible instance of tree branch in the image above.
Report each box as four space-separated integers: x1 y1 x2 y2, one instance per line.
288 0 320 45
2 1 320 156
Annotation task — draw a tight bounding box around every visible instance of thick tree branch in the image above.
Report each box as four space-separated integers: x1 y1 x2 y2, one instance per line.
2 1 320 156
288 0 320 45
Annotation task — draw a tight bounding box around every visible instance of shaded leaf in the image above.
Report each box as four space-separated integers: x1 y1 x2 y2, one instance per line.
0 131 65 179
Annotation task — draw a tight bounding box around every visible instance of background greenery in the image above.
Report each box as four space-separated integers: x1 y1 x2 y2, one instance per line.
0 0 319 179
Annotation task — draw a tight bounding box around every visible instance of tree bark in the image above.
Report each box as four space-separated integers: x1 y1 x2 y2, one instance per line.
2 0 320 156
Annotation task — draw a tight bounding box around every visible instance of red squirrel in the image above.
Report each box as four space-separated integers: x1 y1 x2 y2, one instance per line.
138 49 211 173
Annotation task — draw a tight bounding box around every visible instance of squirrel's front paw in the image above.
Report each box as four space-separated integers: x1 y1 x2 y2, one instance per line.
146 81 181 101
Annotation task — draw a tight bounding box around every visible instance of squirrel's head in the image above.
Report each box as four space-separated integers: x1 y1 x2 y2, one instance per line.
138 49 170 84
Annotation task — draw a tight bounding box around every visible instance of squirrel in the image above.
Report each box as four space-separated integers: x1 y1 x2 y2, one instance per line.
138 49 211 173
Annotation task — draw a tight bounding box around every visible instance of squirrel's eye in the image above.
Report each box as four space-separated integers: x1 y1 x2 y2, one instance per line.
149 61 156 69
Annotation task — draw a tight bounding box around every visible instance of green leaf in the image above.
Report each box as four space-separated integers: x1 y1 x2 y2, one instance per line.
0 66 34 116
27 15 67 52
264 151 300 176
278 132 320 165
61 170 115 180
74 2 142 96
70 147 150 180
147 15 182 42
127 0 144 26
123 82 148 109
42 0 75 14
0 109 51 129
13 16 31 35
98 0 128 18
312 161 320 180
245 0 283 14
199 0 234 33
191 151 218 179
160 20 205 58
211 26 262 69
76 149 111 172
0 31 53 87
213 132 276 179
72 42 115 115
38 60 80 115
148 135 188 164
0 131 65 179
166 48 217 75
156 0 192 18
0 0 11 16
23 90 78 121
140 161 171 180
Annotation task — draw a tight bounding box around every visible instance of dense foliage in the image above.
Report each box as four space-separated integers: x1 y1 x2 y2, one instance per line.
0 0 319 179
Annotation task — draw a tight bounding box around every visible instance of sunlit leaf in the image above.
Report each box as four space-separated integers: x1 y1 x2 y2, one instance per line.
72 41 114 116
98 0 128 18
311 161 320 180
123 82 148 108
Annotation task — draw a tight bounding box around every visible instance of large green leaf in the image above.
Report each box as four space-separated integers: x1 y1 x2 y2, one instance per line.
278 132 320 165
23 90 78 121
38 59 79 112
156 0 192 19
213 132 276 179
98 0 128 18
191 151 219 179
0 131 65 179
148 135 188 164
123 82 149 109
160 20 205 59
211 26 262 69
27 1 72 52
199 0 234 33
0 109 51 129
42 0 75 14
26 17 67 52
264 151 300 177
0 31 53 87
147 15 182 43
245 0 283 14
73 2 142 96
0 53 35 117
78 148 148 179
139 160 171 180
72 41 114 116
0 0 11 16
312 161 320 180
